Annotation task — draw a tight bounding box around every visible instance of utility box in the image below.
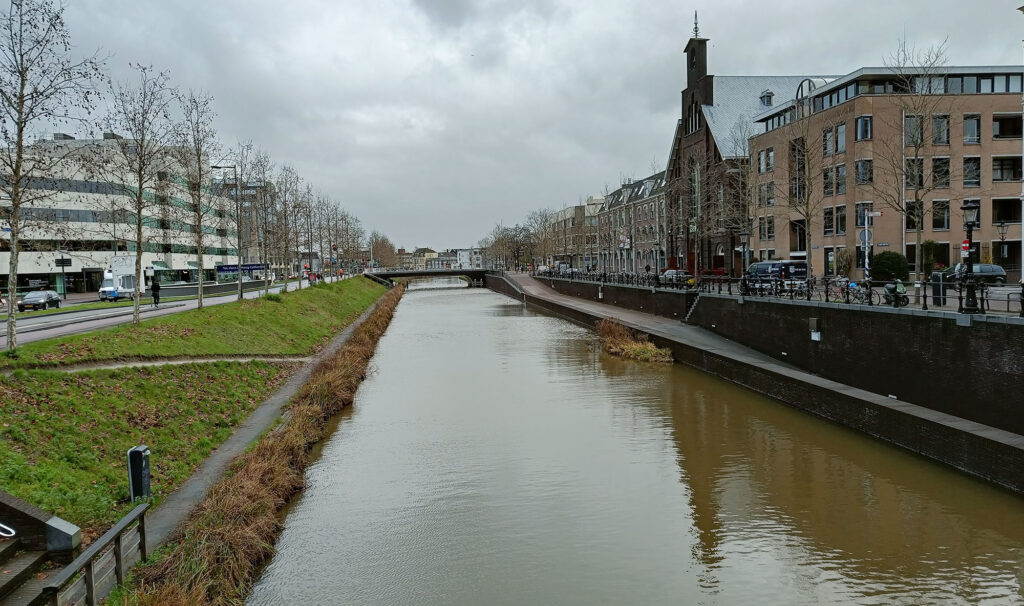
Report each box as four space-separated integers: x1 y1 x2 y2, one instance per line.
127 445 151 501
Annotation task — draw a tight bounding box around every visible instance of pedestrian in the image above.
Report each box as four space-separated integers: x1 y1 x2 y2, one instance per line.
151 280 161 307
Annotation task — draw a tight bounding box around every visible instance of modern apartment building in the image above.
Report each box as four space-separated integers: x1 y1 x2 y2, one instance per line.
749 66 1024 282
0 135 238 295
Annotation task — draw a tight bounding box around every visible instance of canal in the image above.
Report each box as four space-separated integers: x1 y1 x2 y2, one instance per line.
249 278 1024 605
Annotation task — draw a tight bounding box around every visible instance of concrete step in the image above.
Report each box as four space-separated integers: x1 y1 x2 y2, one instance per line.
0 575 49 606
0 551 46 601
0 542 18 568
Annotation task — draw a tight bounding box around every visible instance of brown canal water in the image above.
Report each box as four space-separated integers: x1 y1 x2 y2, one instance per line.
248 278 1024 605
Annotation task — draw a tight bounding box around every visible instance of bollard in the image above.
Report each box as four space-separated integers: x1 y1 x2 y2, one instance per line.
922 278 928 311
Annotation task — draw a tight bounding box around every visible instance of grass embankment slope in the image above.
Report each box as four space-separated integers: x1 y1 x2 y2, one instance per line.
0 278 387 537
3 277 386 367
118 284 406 606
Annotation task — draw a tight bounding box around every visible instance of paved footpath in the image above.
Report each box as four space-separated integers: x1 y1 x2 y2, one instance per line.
505 273 1024 453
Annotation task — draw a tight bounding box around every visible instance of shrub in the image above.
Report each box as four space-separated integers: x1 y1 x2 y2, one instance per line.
869 251 910 281
835 248 854 277
262 293 282 303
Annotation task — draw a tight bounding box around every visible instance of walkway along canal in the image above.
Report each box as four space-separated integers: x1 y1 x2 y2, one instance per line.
249 279 1024 605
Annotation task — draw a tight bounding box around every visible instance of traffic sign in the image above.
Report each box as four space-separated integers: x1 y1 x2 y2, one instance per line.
961 239 970 251
54 258 71 267
859 229 872 244
866 210 883 217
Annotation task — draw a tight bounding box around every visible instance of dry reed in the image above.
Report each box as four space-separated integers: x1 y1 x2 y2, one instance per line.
120 284 406 606
596 318 673 363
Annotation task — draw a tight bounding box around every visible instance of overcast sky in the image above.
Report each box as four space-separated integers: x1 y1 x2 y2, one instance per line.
62 0 1024 250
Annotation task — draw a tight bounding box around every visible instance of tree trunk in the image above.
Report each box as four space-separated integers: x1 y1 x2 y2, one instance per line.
5 221 18 353
134 202 143 325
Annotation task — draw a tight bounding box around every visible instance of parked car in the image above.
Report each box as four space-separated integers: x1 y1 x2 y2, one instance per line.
660 269 694 285
745 260 807 281
17 290 61 312
941 263 1007 285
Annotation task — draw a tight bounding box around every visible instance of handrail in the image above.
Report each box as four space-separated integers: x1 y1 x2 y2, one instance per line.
41 502 148 602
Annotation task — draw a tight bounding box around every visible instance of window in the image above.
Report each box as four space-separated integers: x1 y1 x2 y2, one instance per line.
767 248 776 260
963 157 981 186
932 157 950 188
855 201 873 228
855 116 872 141
823 166 834 196
980 77 993 93
766 148 775 171
906 244 917 272
993 198 1023 223
758 217 767 239
835 164 847 195
906 199 923 231
855 159 873 184
905 158 924 189
904 114 924 146
835 205 847 234
824 207 834 236
947 76 962 93
758 150 766 173
994 115 1023 139
992 157 1022 181
823 128 834 156
963 76 978 93
835 123 846 153
933 199 950 230
932 115 950 144
766 182 775 206
766 217 775 240
964 114 981 144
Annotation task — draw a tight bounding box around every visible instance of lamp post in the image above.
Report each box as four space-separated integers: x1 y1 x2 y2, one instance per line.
961 199 981 314
211 164 243 301
997 219 1010 269
739 230 749 293
653 241 661 275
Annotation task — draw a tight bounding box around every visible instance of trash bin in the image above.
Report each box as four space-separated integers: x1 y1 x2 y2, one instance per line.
931 271 946 306
127 445 151 501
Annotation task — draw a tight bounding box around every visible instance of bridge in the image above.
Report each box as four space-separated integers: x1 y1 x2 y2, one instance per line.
365 268 490 287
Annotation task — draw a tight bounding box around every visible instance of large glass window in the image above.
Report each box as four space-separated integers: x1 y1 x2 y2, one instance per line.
932 200 950 230
905 158 924 189
906 199 923 231
823 166 834 196
824 207 834 236
835 123 846 153
855 116 872 141
932 115 949 144
964 114 981 144
835 205 847 234
932 157 950 188
963 76 978 93
904 115 924 146
993 115 1022 139
963 157 981 186
823 128 834 156
992 157 1022 181
855 159 873 184
835 164 847 195
855 201 873 228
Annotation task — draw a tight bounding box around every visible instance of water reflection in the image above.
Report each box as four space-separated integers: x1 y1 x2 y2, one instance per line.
249 283 1024 605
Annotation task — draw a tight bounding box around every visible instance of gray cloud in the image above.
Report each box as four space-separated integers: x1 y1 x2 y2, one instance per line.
60 0 1024 249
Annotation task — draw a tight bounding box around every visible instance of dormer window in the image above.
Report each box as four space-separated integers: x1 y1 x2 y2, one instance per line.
760 89 774 107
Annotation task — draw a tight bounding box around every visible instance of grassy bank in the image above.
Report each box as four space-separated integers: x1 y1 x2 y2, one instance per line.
597 318 673 363
3 277 386 367
118 284 406 606
0 362 295 537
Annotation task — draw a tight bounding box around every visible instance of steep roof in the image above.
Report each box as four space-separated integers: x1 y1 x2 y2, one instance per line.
702 75 830 158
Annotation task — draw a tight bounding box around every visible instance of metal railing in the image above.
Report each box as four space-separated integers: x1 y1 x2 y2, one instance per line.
41 503 148 606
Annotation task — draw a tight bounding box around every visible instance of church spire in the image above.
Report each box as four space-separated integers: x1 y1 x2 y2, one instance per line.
693 11 699 38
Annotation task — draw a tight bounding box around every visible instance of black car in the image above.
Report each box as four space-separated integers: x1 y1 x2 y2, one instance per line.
941 263 1008 285
17 290 61 312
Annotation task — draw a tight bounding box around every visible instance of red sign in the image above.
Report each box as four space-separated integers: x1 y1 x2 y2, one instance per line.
961 239 970 251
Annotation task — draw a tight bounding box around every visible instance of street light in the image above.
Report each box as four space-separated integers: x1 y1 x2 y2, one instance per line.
997 219 1010 267
211 164 243 301
961 199 981 314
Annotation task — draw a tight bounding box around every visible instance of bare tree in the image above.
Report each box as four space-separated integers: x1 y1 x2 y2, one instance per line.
367 230 396 267
0 0 103 351
249 148 275 296
870 40 959 298
171 89 220 309
274 164 300 291
525 207 555 267
90 64 175 325
225 139 254 300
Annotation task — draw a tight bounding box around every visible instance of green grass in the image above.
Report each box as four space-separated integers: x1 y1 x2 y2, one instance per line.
0 361 295 534
3 277 386 367
0 296 194 319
